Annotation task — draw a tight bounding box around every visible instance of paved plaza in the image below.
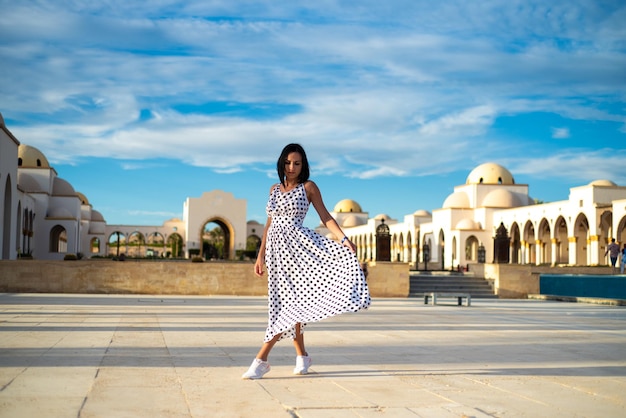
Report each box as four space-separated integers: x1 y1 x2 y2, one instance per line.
0 293 625 417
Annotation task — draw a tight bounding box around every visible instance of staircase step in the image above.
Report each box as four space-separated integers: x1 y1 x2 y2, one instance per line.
409 272 497 298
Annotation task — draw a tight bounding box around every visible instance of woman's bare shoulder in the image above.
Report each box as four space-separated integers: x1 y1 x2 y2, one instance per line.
303 180 319 192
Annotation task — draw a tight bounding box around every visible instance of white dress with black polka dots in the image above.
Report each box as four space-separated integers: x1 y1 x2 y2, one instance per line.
263 182 371 342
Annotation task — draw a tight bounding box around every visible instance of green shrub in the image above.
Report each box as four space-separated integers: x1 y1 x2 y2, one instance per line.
64 253 78 261
191 256 204 263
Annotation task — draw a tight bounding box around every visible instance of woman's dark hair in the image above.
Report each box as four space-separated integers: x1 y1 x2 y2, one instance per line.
277 143 310 186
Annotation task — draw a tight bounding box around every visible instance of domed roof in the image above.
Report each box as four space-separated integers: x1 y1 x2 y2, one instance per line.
589 179 617 187
374 213 391 221
76 192 90 205
47 207 75 219
466 162 514 185
341 214 364 227
413 209 431 217
89 222 105 234
443 191 470 208
455 219 482 230
17 172 45 192
91 210 105 222
482 189 521 208
52 177 76 196
18 144 50 168
334 199 362 213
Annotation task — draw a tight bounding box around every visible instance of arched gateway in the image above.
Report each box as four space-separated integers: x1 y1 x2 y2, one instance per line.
183 190 247 260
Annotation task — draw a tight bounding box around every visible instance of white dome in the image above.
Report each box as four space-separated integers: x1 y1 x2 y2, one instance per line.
467 162 514 185
47 207 75 219
413 209 431 217
482 189 521 208
91 210 105 222
89 221 105 234
76 192 90 205
342 214 364 227
334 199 363 213
374 214 392 220
455 219 482 230
18 144 50 168
17 172 45 192
443 191 470 208
589 179 617 187
52 177 76 196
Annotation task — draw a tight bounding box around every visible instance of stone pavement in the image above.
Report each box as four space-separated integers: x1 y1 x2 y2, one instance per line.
0 293 625 418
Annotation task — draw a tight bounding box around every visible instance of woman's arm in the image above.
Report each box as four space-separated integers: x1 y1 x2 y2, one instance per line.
254 184 275 277
305 181 356 252
254 216 272 277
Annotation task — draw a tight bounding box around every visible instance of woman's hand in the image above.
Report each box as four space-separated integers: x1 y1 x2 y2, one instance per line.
342 238 357 253
254 257 265 277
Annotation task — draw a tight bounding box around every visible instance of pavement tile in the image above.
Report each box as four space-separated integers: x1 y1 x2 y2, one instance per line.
0 294 625 418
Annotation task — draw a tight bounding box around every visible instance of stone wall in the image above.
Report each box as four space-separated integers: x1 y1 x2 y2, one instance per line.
0 260 409 297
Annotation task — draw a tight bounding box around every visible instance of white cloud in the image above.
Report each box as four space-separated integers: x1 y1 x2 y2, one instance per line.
551 127 571 139
2 0 625 183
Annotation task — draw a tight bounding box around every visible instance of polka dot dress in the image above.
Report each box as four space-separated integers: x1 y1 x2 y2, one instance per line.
263 182 371 342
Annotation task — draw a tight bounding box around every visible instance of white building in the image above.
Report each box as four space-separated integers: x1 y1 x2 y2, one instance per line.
1 115 107 259
324 163 626 269
2 113 625 266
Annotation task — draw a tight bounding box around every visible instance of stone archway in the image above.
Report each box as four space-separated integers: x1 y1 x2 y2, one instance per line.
510 222 521 264
554 216 568 265
574 213 589 265
200 218 233 260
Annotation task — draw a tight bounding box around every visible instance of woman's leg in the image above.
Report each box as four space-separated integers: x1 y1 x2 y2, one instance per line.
255 332 282 361
292 323 307 356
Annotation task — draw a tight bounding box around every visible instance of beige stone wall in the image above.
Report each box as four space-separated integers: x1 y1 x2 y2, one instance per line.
365 262 410 297
483 264 539 298
0 260 409 297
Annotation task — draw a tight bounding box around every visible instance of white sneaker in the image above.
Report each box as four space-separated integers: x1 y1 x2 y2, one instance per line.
242 358 271 380
293 355 312 375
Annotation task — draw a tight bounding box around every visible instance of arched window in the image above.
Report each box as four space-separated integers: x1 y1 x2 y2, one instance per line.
50 225 67 253
90 237 100 253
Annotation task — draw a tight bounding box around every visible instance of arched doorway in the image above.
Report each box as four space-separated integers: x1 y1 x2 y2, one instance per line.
510 222 521 264
554 216 568 265
574 213 589 265
524 220 535 264
599 210 613 265
201 218 232 260
49 225 67 253
465 235 479 262
108 231 126 257
167 233 184 258
90 237 100 254
538 219 551 265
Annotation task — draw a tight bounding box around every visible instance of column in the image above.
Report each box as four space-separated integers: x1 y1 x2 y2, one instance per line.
568 236 577 265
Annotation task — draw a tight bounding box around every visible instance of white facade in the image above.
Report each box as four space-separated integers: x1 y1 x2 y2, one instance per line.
322 163 626 269
2 113 625 265
1 114 20 260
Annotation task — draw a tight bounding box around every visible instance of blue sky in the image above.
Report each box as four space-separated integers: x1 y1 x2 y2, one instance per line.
2 0 625 229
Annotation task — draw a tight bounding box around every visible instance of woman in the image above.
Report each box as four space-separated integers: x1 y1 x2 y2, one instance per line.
242 143 371 379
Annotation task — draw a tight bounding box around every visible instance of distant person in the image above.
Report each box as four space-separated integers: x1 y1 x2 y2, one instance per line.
621 244 626 275
604 238 619 274
242 143 371 380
